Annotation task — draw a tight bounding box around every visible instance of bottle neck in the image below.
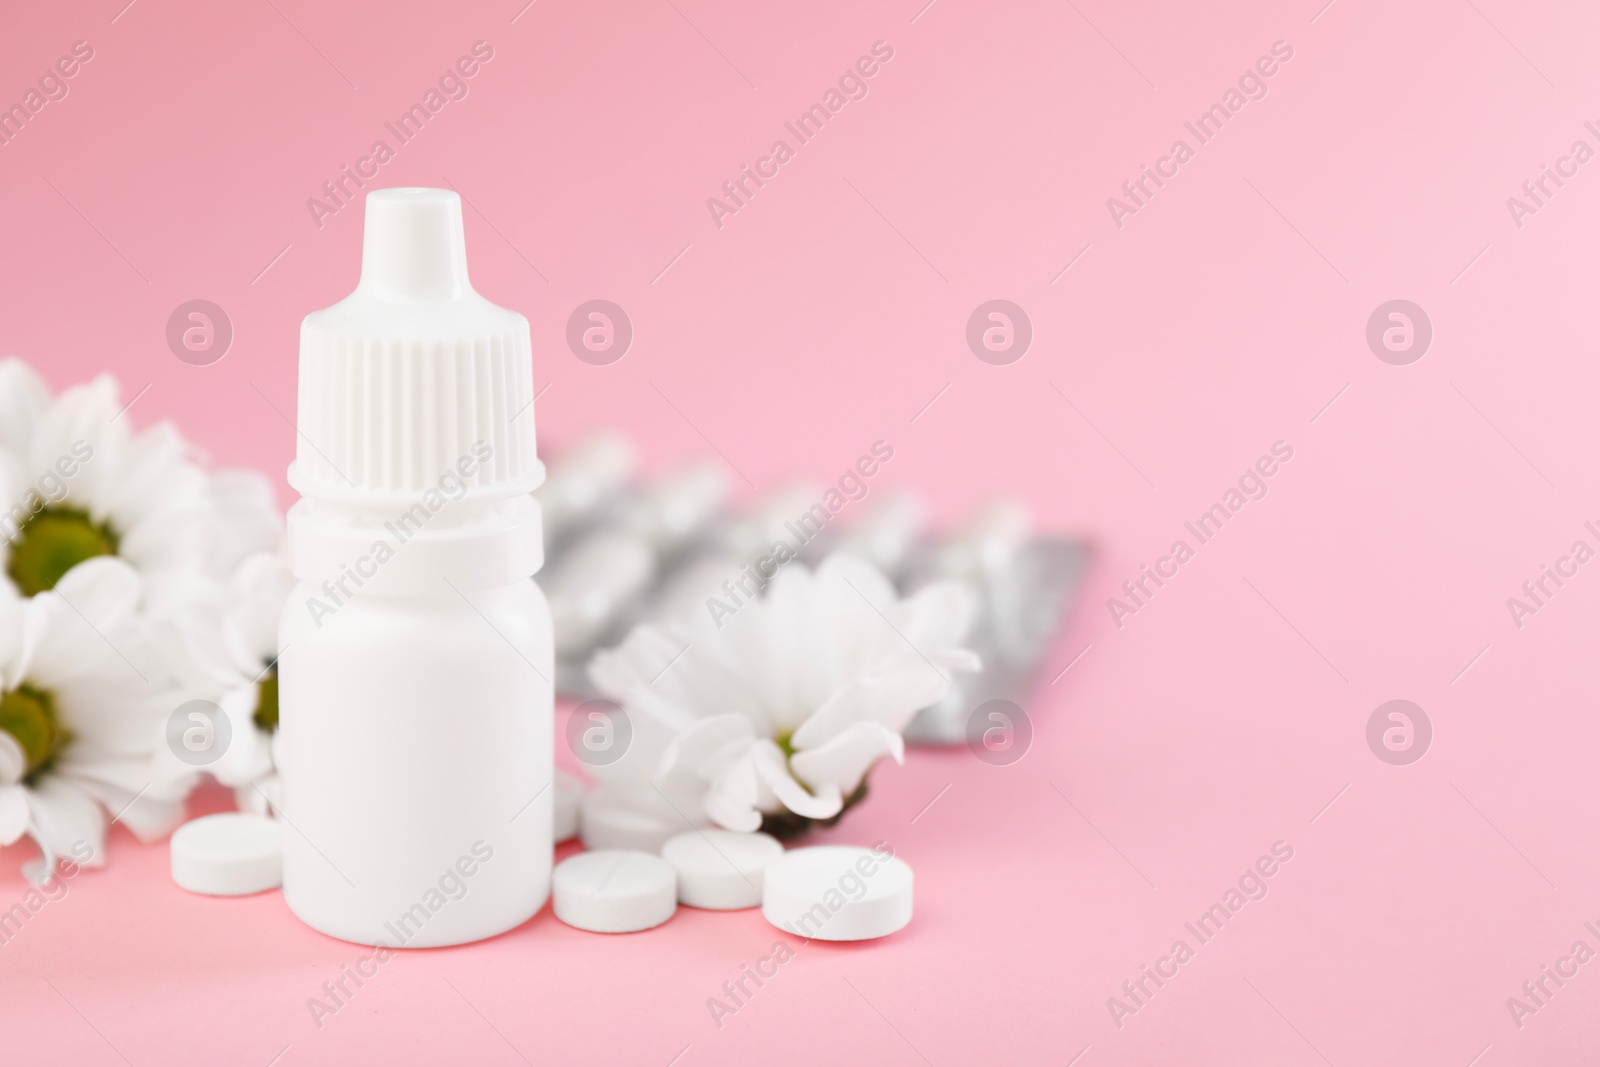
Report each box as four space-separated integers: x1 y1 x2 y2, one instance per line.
288 492 544 595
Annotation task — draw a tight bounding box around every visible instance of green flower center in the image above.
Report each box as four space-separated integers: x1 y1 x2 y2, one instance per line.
253 664 279 733
7 507 119 596
0 684 70 783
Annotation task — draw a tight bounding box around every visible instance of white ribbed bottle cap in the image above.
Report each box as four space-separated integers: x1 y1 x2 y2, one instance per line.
290 188 543 505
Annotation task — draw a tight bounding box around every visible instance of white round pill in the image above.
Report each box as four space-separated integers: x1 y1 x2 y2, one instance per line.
580 793 687 853
170 813 284 897
761 845 913 941
662 830 783 910
553 850 677 933
555 770 584 844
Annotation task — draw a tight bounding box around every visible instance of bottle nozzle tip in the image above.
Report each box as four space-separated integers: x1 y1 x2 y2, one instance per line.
359 188 472 302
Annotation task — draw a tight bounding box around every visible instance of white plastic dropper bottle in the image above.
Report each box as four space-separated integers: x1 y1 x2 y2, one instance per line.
279 187 552 947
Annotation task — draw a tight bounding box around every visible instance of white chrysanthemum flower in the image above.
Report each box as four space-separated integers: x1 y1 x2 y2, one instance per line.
205 469 284 580
0 365 208 611
0 557 183 879
588 554 979 836
0 358 286 833
0 361 279 612
150 552 291 813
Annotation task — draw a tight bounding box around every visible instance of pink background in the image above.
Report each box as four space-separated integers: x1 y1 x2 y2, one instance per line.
4 0 1599 1063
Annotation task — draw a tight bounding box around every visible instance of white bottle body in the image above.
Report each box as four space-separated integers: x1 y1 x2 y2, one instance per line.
279 576 552 948
279 186 552 948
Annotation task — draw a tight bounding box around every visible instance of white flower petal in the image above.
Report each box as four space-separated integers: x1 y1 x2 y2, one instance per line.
938 648 983 674
0 732 24 786
588 624 686 695
0 357 51 453
598 623 776 735
210 689 275 787
222 552 292 670
790 721 904 798
236 772 281 816
894 579 979 654
25 775 106 872
207 470 283 575
790 667 952 750
0 447 34 541
658 713 755 782
576 685 701 793
155 606 242 692
74 772 184 842
702 757 764 832
50 674 164 759
28 375 127 521
115 793 186 842
0 783 28 843
52 555 142 632
818 552 898 608
102 422 208 537
0 596 28 690
138 566 219 620
750 739 841 820
23 584 144 691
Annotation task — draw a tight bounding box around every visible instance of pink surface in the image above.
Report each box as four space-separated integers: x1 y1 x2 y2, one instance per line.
3 0 1598 1063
